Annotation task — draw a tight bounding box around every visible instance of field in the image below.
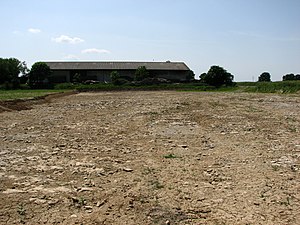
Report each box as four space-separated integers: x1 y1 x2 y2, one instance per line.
0 91 300 224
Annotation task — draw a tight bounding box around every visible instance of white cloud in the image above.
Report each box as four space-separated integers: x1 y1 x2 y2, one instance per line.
81 48 111 54
52 35 84 44
28 28 41 34
63 54 80 60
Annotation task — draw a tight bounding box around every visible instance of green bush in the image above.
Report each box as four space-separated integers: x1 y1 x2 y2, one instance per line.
245 81 300 93
29 62 51 89
200 65 234 87
54 83 77 90
134 66 150 81
258 72 271 82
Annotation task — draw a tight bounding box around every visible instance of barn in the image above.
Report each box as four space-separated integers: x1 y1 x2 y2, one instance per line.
45 61 191 83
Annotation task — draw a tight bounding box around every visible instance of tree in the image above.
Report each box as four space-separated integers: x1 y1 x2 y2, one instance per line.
134 66 150 81
258 72 271 82
186 70 195 82
73 73 82 83
282 73 297 81
29 62 51 88
110 71 120 83
0 58 28 89
199 73 207 82
200 65 234 87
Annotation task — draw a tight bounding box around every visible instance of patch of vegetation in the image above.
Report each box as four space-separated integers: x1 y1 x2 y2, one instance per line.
17 204 26 216
258 72 271 82
70 82 216 92
0 57 28 89
0 89 65 100
283 73 300 81
200 65 234 87
71 196 87 208
134 66 151 81
150 180 164 189
271 164 280 171
164 153 178 159
54 83 78 90
142 167 156 175
244 81 300 93
28 62 51 89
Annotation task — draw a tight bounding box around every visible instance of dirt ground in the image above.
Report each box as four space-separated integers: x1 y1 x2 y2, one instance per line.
0 91 299 225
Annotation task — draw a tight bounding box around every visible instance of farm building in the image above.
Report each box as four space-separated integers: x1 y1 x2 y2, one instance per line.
45 61 191 83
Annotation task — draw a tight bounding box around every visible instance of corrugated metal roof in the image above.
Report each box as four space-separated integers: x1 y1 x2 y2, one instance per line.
45 61 190 71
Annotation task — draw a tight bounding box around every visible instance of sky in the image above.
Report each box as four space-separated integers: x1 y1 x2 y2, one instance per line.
0 0 300 81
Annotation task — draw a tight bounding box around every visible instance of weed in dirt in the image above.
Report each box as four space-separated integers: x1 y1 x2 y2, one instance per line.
271 164 280 171
288 126 297 132
143 167 155 175
17 204 26 216
164 153 179 159
280 196 292 206
79 197 86 206
150 180 164 189
71 196 87 207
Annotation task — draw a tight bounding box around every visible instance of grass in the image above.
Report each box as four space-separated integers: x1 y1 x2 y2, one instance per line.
164 153 179 159
1 81 299 101
240 81 300 93
17 204 26 216
0 89 65 101
66 81 300 93
150 180 164 189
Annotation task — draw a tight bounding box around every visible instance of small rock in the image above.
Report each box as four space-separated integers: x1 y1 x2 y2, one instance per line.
70 214 77 218
84 205 93 210
79 187 94 192
123 168 133 172
35 199 47 204
165 220 170 225
48 199 59 206
96 200 107 207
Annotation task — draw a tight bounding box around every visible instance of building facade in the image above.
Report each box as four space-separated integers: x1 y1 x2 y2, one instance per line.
45 61 191 83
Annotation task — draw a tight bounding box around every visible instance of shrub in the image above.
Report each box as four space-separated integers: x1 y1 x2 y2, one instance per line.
134 66 150 81
29 62 51 88
200 66 234 87
258 72 271 82
54 83 77 90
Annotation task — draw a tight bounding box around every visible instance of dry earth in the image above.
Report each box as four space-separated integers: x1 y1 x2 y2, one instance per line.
0 91 300 225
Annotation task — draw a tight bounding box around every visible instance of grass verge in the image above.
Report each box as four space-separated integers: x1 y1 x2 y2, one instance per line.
0 89 66 101
242 81 300 93
1 81 299 101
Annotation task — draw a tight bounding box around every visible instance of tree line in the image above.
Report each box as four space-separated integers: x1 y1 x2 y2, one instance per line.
0 58 51 89
1 57 299 90
0 58 28 89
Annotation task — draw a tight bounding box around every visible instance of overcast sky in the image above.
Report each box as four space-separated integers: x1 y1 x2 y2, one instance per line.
1 0 299 81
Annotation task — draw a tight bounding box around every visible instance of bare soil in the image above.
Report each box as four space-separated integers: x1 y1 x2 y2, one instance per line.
0 91 299 225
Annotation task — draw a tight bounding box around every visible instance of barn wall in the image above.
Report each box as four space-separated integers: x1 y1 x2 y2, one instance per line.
49 70 70 83
151 70 188 81
87 71 111 82
49 69 188 83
